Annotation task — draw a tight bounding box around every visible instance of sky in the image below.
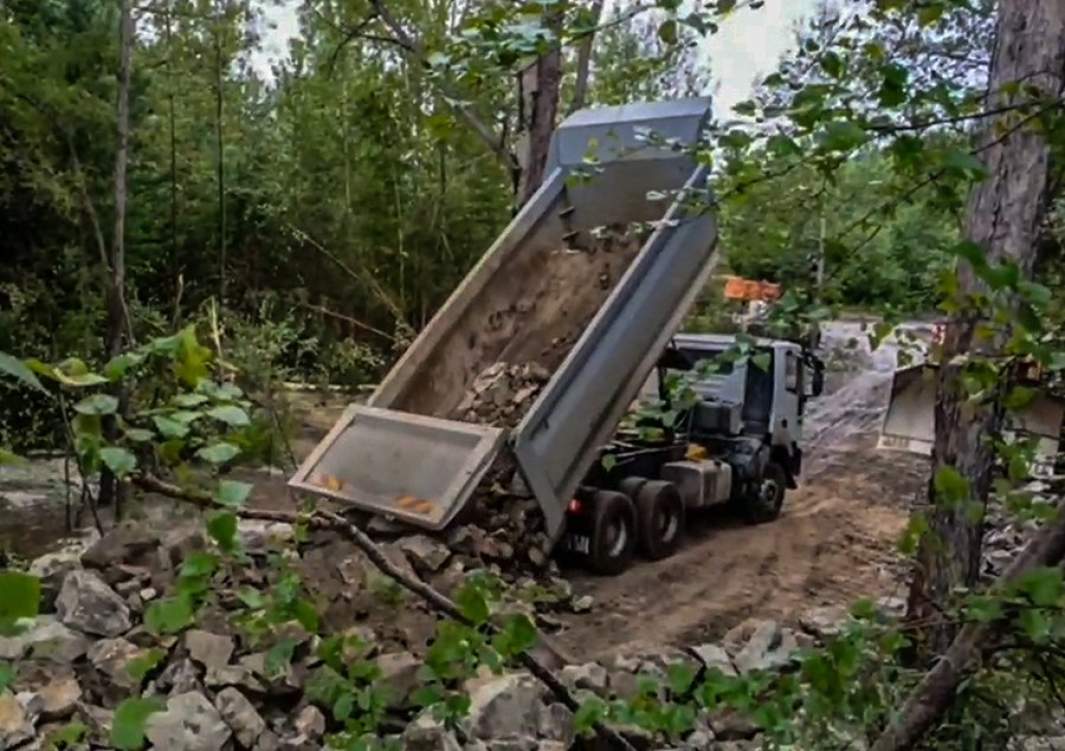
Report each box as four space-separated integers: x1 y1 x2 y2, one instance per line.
254 0 821 118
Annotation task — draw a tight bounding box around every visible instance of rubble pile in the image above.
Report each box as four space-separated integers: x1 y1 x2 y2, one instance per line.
0 519 597 751
453 361 552 430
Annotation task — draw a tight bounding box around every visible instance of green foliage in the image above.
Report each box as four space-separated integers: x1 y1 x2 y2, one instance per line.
0 662 15 692
0 571 40 632
111 698 165 750
144 595 195 636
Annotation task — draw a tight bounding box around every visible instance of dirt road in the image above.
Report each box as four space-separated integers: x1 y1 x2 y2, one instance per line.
552 321 930 660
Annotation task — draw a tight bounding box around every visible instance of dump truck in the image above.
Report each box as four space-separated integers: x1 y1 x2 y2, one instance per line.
879 322 1064 477
290 98 824 574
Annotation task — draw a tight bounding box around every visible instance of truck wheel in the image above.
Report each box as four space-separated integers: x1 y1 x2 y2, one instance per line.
590 490 636 575
744 461 786 523
635 480 685 560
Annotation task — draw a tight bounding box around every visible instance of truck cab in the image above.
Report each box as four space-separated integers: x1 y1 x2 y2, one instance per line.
567 334 824 574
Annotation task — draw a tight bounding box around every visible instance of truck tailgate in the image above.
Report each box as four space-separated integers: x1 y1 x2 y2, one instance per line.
289 404 505 530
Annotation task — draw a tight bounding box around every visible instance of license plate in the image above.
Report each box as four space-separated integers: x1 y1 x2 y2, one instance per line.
567 535 590 555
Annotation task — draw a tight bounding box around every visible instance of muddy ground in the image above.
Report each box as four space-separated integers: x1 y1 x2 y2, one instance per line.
0 321 931 662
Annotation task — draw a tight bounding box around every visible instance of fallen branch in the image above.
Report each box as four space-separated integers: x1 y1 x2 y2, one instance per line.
296 300 396 342
134 474 636 751
870 507 1065 751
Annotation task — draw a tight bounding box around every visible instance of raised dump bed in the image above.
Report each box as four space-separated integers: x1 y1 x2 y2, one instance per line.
290 98 719 544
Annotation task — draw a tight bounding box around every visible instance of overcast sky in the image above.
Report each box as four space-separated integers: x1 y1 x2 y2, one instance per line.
255 0 821 118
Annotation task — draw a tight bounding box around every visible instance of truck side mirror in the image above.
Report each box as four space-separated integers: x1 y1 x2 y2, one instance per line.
811 367 824 397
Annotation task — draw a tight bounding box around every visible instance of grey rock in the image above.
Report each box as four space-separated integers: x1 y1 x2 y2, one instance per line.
730 620 797 674
395 534 451 572
239 520 295 554
146 691 232 751
572 595 594 613
466 672 548 740
401 713 463 751
373 651 422 705
294 705 326 739
254 729 282 751
158 658 203 695
560 662 609 694
0 616 89 662
798 606 848 640
0 691 34 749
56 570 131 637
29 549 83 609
88 638 152 689
684 728 715 750
486 739 536 751
215 687 266 747
537 702 575 745
81 521 159 569
709 708 759 740
205 664 266 692
690 644 737 677
1013 738 1065 751
876 596 907 620
34 675 82 720
185 629 234 669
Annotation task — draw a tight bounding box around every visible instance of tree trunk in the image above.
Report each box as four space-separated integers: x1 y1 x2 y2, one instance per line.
214 0 227 304
516 12 563 207
568 0 604 115
906 0 1065 657
99 0 135 512
166 1 179 300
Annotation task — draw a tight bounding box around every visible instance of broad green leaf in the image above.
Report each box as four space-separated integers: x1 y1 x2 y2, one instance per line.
878 63 909 107
0 661 15 692
74 394 118 416
933 466 969 507
144 595 195 635
265 637 298 678
0 571 41 625
124 428 154 443
819 121 867 152
43 721 88 750
111 697 165 750
172 326 213 387
657 18 677 45
172 393 209 408
126 648 165 683
0 352 47 393
170 410 204 425
819 50 843 78
215 480 252 508
196 442 240 465
100 447 137 478
237 587 267 609
206 405 250 427
668 663 696 695
103 353 144 381
1016 567 1065 608
153 415 190 439
1004 386 1038 411
294 599 320 634
943 149 988 179
492 614 538 658
180 552 220 579
207 511 239 553
1020 608 1051 641
455 584 490 625
601 454 617 472
751 353 771 372
51 358 109 387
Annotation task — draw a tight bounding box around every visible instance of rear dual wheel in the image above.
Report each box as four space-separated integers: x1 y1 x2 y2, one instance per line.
589 479 685 575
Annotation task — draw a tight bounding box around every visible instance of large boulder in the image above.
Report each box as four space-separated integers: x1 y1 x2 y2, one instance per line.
215 687 266 748
145 691 232 751
29 549 83 610
56 570 131 637
726 620 798 674
537 702 575 746
0 616 89 662
466 672 548 740
81 521 159 570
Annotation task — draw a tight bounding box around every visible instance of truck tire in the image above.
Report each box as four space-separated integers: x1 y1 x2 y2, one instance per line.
590 490 636 575
744 461 786 524
635 480 685 560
